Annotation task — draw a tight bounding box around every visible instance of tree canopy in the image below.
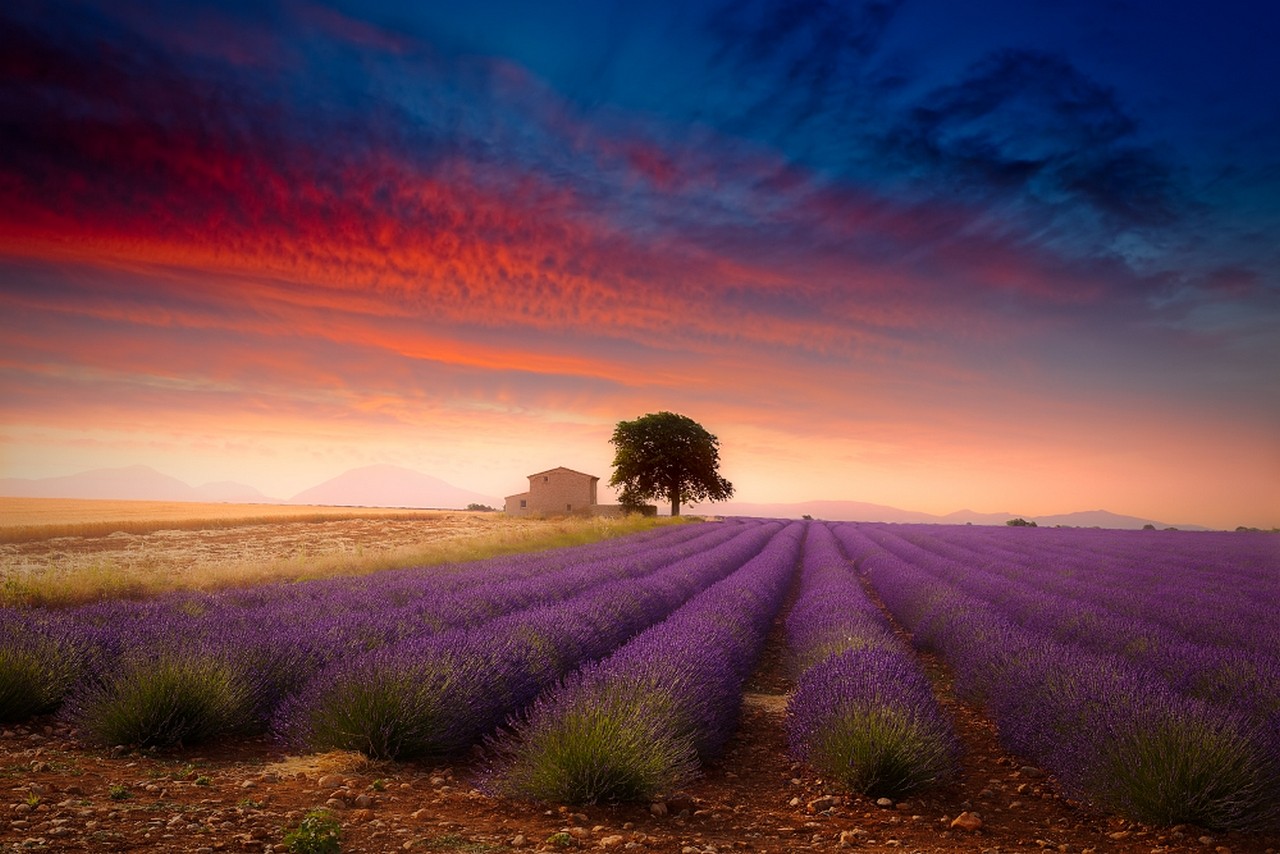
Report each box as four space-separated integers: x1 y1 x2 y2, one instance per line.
609 411 734 516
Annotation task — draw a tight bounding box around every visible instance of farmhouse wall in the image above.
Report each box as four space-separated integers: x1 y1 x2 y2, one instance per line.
503 467 601 516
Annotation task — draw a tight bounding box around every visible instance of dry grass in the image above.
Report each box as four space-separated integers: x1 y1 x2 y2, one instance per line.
0 499 681 608
0 497 456 543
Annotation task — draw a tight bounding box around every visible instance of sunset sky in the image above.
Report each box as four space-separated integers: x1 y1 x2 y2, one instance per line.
2 0 1278 528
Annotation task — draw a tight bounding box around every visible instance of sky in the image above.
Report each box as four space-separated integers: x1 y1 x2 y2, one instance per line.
1 0 1278 528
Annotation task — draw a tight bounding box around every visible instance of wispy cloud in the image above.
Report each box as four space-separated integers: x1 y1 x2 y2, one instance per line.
1 0 1276 526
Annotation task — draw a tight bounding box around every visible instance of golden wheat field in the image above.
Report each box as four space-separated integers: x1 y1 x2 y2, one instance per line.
0 497 673 607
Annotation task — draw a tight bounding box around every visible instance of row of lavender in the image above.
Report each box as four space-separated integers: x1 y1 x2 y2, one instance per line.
784 523 958 797
844 523 1280 830
483 521 805 803
0 520 776 753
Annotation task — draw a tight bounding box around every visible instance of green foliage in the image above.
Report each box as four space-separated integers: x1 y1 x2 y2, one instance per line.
489 690 698 804
609 411 734 516
805 705 957 798
297 657 479 760
465 503 497 512
1095 712 1277 830
283 809 342 854
0 635 82 722
73 654 255 749
108 784 131 801
1006 517 1037 527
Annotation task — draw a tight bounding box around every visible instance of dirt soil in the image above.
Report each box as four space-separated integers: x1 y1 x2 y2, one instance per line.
4 612 1278 854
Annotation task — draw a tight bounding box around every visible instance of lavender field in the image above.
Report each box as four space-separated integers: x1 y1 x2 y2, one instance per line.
2 518 1277 837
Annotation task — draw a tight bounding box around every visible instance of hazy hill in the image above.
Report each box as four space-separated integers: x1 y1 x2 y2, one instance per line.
1031 509 1202 530
2 464 1202 526
0 464 274 503
691 499 1201 530
690 499 942 524
288 464 498 509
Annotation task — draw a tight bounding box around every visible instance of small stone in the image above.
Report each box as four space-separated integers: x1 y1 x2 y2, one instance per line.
429 776 447 787
789 797 801 807
950 811 983 832
600 835 625 848
510 834 526 847
807 796 839 813
567 826 590 839
324 798 346 811
650 802 669 817
317 774 343 789
353 793 373 808
1020 766 1046 778
837 829 862 847
239 780 255 790
667 794 695 814
1199 837 1215 846
875 798 894 809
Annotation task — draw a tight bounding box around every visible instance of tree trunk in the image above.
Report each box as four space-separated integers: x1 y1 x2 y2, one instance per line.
670 483 681 516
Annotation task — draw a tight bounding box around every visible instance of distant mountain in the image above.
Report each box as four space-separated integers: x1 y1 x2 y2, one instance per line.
0 464 269 502
690 499 1203 530
1030 509 1204 531
690 499 941 524
288 464 498 509
0 464 1202 526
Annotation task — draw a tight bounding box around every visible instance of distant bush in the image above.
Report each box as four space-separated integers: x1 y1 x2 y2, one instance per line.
1006 518 1037 527
466 503 497 512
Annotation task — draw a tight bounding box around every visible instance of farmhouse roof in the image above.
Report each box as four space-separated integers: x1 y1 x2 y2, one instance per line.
526 466 599 481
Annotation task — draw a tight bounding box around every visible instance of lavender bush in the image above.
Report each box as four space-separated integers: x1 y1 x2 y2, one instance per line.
788 648 958 797
275 522 782 759
484 521 803 803
0 610 96 722
9 522 733 746
785 523 958 796
847 522 1280 830
65 642 260 749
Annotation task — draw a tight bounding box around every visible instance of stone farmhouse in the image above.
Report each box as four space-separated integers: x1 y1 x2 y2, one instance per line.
503 467 625 517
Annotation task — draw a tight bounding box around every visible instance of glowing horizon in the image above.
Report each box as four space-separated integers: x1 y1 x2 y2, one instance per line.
2 1 1277 529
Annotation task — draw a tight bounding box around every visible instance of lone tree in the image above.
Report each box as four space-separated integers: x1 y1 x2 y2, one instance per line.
609 411 734 516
